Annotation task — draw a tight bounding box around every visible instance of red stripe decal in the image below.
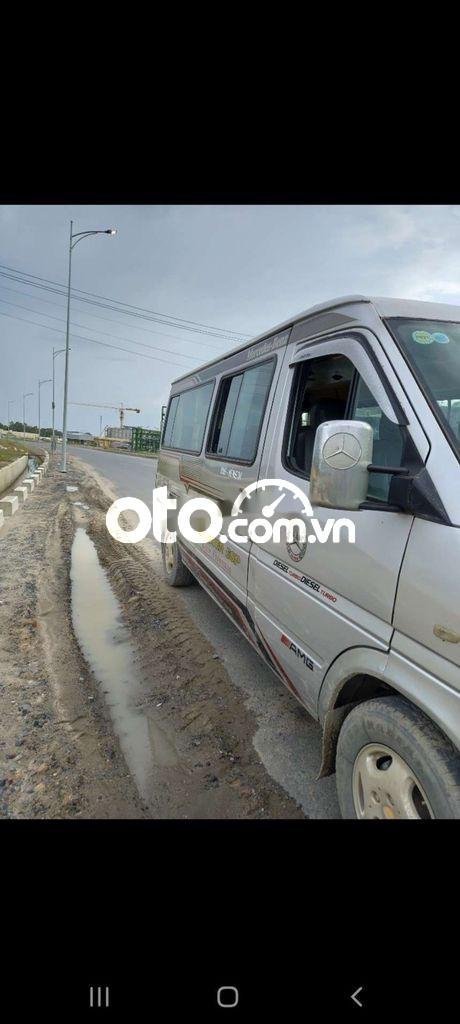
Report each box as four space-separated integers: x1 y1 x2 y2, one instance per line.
256 627 304 704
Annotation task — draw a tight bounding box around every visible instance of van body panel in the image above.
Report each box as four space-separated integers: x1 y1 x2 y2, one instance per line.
317 647 391 723
246 330 419 710
393 519 460 670
247 561 392 714
384 648 460 752
316 643 460 755
157 344 291 614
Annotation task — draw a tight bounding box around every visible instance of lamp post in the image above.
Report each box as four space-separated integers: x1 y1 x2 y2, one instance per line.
51 347 67 453
38 378 52 442
61 221 117 472
7 400 15 432
23 392 33 440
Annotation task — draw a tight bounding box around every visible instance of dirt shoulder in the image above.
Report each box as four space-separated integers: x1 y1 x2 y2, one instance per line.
0 463 145 818
0 456 303 818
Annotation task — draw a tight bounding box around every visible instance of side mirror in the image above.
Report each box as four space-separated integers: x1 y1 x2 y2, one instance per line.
309 420 374 510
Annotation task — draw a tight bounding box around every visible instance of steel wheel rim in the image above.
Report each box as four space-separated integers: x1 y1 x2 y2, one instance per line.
352 743 434 819
165 543 175 572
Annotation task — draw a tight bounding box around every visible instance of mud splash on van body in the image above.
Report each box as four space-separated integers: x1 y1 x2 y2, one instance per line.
70 527 176 803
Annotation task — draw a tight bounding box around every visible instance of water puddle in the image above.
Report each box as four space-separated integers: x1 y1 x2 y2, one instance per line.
28 456 39 473
70 527 173 802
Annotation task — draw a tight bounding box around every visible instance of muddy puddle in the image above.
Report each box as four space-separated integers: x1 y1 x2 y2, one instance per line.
70 527 171 804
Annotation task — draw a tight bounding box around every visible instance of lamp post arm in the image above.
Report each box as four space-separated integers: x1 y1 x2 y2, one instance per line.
71 229 112 250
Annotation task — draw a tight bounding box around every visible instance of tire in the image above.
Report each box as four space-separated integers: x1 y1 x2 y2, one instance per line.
336 696 460 820
161 540 195 587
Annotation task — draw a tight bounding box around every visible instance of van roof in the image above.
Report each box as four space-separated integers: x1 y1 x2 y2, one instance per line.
172 293 460 384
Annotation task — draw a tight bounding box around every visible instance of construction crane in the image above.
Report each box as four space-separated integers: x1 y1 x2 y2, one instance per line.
69 401 141 429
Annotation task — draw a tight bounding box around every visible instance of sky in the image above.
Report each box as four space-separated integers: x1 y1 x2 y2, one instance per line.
2 204 460 433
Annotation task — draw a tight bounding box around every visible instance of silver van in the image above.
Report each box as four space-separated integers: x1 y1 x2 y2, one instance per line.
156 295 460 819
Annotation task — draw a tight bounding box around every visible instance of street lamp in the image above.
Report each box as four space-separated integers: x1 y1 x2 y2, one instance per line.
51 347 67 453
60 221 117 472
7 399 15 432
38 378 52 442
22 392 33 440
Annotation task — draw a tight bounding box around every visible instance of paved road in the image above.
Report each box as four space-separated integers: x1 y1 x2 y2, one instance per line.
68 445 340 818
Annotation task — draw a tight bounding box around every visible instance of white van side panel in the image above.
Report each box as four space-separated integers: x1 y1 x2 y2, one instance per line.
247 332 419 710
393 516 460 672
157 345 291 630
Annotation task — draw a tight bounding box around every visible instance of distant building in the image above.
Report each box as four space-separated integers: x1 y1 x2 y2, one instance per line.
67 431 93 443
106 426 133 441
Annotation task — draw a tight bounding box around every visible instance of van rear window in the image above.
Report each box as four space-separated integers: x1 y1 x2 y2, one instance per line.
207 359 275 463
162 381 214 453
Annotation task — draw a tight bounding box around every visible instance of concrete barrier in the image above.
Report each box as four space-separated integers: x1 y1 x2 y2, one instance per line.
22 478 35 492
0 454 28 495
14 486 28 503
0 495 19 516
0 509 4 531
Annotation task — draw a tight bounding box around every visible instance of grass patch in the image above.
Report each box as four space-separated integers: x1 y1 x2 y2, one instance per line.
0 436 29 466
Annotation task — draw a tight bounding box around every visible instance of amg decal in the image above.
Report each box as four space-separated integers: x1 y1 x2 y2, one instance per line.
281 634 314 671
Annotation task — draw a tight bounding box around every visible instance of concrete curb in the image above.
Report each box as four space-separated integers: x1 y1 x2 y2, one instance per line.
0 454 28 494
14 485 29 503
0 495 19 516
0 452 51 532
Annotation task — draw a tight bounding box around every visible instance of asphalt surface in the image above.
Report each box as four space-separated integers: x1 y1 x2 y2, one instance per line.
66 445 341 818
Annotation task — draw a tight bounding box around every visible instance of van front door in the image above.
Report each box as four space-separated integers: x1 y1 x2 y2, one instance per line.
247 334 426 715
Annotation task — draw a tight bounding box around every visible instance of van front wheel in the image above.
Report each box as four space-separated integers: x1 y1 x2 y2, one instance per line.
336 696 460 819
161 541 195 587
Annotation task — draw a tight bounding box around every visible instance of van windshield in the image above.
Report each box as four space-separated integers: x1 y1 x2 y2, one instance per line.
386 317 460 456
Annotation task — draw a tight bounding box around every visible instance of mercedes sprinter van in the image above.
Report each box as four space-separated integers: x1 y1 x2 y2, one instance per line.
157 295 460 818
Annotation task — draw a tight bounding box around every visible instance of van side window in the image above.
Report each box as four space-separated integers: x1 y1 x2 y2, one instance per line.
162 396 179 446
286 354 355 477
350 377 404 502
285 353 406 504
162 381 214 453
208 360 274 463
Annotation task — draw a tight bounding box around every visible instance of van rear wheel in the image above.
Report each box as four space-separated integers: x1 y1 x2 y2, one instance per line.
336 696 460 819
161 541 195 587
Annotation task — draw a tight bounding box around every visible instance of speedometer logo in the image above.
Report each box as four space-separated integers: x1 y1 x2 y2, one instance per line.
231 478 313 518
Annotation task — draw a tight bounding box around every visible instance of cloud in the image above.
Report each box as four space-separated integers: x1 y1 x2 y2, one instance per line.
345 206 419 257
4 204 460 432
